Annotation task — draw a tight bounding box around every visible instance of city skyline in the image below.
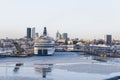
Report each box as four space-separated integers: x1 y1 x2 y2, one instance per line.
0 0 120 39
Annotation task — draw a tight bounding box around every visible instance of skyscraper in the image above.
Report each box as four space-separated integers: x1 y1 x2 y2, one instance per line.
27 28 31 39
106 35 112 45
62 33 68 40
35 33 39 39
32 27 35 39
43 27 47 36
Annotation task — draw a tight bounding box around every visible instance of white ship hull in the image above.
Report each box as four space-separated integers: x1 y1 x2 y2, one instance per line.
34 47 55 56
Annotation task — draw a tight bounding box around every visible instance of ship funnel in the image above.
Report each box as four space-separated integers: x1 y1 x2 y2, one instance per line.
43 27 47 36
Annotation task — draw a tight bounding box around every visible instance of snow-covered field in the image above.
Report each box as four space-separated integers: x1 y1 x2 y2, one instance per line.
0 52 120 80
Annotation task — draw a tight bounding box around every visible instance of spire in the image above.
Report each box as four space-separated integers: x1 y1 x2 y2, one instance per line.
43 27 47 36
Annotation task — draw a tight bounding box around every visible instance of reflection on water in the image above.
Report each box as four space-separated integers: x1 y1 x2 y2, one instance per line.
34 64 53 78
92 56 107 62
0 63 54 80
13 63 24 72
0 62 118 80
1 52 120 80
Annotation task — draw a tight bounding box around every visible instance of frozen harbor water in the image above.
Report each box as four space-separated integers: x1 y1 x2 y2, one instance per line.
0 52 120 80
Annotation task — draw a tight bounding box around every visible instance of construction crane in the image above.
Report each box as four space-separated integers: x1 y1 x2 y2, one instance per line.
13 42 22 54
13 42 28 57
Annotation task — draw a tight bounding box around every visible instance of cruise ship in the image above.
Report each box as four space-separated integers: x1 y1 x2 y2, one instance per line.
34 27 55 56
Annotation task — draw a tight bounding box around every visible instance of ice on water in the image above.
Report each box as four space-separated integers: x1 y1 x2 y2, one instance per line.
0 52 120 80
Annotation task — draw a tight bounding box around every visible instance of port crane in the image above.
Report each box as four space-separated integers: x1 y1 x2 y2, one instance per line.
13 42 28 57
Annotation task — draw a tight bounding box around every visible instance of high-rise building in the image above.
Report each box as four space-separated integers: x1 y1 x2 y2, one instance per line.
35 33 39 39
32 27 35 39
62 33 68 40
56 31 61 40
27 28 31 39
106 35 112 45
43 27 47 36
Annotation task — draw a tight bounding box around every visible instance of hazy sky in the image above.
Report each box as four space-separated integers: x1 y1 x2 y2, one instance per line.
0 0 120 39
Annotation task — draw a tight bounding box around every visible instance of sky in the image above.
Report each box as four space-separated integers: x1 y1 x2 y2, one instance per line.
0 0 120 39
